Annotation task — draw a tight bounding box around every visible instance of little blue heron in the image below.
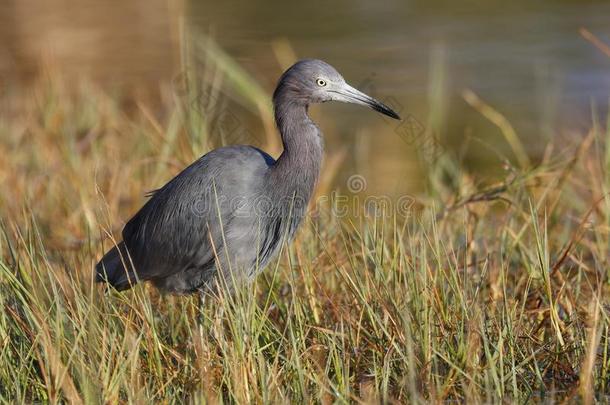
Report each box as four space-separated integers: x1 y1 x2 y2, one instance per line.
95 59 400 294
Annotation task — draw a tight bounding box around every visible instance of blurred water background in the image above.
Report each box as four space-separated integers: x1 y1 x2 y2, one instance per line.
0 0 608 196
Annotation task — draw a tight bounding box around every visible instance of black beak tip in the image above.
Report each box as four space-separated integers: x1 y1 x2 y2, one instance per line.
372 103 401 120
386 109 401 120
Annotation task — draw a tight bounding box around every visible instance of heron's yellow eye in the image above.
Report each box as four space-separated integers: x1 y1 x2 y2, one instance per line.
316 79 327 87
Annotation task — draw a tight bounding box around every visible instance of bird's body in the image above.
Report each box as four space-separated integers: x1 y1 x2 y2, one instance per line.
96 59 399 294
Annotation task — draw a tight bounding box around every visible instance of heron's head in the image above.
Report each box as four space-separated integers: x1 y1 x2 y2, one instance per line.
274 59 400 120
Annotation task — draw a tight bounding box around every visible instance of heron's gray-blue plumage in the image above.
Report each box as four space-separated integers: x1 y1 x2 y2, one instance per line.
95 59 399 294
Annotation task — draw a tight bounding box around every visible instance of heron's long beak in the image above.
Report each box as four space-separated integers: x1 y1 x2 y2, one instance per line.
332 84 401 120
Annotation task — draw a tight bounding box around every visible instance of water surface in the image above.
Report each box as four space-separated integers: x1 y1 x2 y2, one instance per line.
1 0 608 194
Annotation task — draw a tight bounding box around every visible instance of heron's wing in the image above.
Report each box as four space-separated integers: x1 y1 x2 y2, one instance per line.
122 161 225 281
120 146 271 282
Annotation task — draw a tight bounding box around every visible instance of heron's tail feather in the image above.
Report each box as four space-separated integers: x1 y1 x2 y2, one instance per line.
95 242 138 291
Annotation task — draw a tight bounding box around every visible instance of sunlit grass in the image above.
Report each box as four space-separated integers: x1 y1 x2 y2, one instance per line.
1 47 610 403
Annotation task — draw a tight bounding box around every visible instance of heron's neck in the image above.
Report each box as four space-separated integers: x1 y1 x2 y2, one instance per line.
271 96 323 196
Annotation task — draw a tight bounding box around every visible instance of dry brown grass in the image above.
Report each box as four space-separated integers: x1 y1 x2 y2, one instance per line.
1 51 610 403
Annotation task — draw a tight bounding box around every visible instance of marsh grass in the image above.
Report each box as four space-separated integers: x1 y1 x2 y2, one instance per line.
1 47 610 404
